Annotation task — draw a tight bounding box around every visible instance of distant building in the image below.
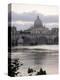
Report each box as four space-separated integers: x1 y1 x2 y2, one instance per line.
27 16 49 35
11 16 58 46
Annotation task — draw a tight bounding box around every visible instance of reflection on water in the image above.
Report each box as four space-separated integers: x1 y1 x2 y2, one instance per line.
11 45 58 75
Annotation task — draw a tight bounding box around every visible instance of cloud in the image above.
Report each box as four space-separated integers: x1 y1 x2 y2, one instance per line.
11 11 43 22
8 11 59 23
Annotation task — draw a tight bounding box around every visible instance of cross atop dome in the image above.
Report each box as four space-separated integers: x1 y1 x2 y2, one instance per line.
34 16 43 27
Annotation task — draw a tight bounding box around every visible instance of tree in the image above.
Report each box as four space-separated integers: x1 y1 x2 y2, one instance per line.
8 58 19 77
36 68 46 75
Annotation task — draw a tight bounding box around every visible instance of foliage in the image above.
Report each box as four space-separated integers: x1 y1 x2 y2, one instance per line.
28 68 34 73
36 68 46 75
8 58 19 77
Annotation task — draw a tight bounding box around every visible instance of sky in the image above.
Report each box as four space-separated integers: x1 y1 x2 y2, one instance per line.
12 4 58 16
10 4 59 31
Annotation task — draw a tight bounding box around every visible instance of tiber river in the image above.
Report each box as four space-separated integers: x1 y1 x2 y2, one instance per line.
11 45 58 76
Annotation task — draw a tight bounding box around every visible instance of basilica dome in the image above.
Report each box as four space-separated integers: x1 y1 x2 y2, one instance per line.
34 16 43 27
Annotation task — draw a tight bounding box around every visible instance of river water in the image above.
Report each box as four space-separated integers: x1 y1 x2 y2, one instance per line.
11 45 59 76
